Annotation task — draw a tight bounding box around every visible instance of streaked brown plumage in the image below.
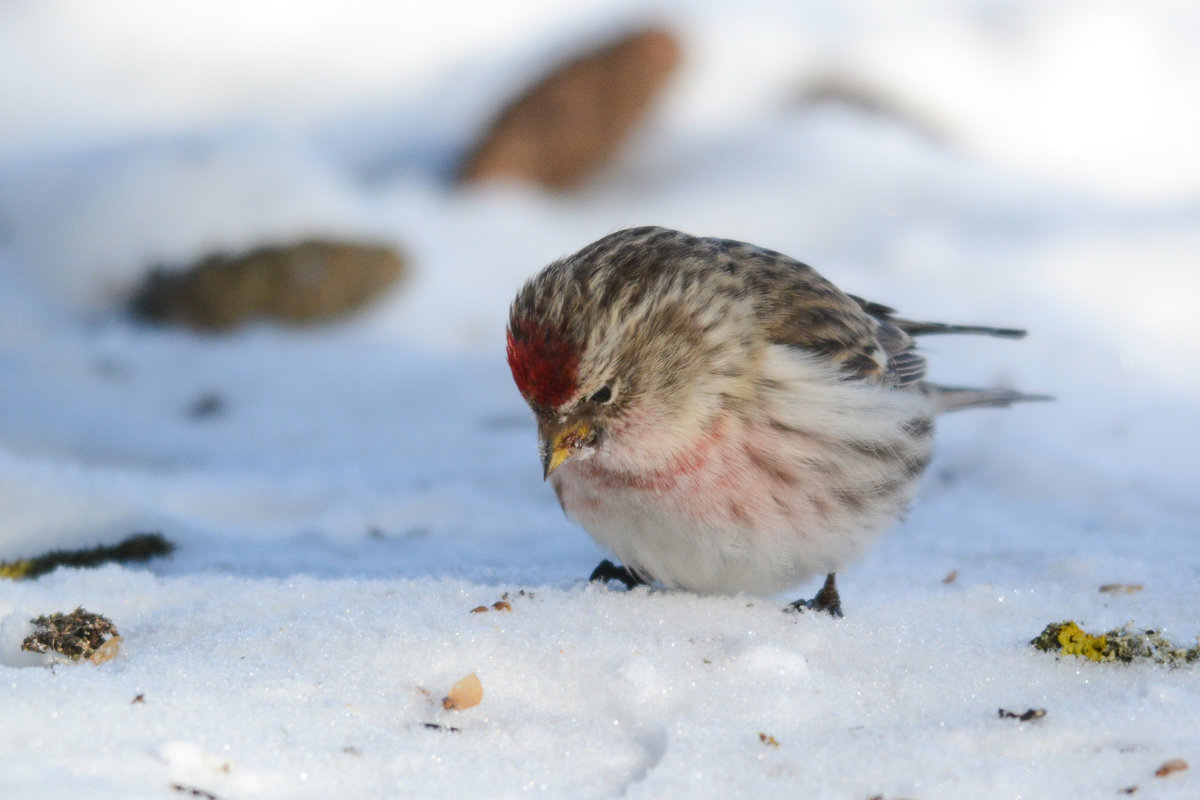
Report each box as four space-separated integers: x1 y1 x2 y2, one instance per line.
507 226 1046 614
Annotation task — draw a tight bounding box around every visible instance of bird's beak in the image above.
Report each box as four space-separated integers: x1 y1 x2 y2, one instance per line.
539 420 592 480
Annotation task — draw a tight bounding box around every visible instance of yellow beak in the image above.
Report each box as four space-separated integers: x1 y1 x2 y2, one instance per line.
541 421 592 480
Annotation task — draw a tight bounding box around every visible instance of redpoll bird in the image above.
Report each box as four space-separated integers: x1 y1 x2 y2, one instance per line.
506 226 1045 615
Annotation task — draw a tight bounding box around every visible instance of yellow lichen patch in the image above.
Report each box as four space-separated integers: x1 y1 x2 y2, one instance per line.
1032 620 1200 666
0 559 35 580
1057 621 1109 662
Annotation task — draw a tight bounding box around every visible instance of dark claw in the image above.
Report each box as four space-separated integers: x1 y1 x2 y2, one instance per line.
588 559 647 590
786 573 844 618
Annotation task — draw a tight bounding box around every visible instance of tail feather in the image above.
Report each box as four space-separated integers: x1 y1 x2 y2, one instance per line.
896 320 1027 339
926 383 1053 413
852 297 1045 409
851 296 1027 339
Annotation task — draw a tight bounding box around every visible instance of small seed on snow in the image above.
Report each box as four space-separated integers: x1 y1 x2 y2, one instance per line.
442 673 483 711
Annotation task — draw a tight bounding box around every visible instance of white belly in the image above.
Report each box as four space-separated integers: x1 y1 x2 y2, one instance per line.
551 418 925 596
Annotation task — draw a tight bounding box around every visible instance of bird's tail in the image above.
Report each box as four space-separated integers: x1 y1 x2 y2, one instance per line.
853 298 1028 340
853 298 1048 410
907 320 1051 412
926 384 1053 413
896 319 1027 339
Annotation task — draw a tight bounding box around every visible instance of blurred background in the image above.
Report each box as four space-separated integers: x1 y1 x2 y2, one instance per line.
0 0 1196 579
2 9 1198 797
2 0 1197 321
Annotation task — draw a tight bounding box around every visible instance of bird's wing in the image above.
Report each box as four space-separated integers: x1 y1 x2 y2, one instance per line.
762 267 924 388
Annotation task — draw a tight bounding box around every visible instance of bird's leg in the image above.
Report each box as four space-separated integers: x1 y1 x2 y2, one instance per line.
786 573 844 617
588 559 646 590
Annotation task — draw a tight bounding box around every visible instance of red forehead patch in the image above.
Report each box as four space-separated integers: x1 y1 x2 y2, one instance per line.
506 320 579 410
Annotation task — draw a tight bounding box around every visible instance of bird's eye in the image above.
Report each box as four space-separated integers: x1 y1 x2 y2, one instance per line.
589 386 613 404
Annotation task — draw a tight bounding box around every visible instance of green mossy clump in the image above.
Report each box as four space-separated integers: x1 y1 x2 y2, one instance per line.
22 608 119 661
1032 620 1200 666
0 532 174 581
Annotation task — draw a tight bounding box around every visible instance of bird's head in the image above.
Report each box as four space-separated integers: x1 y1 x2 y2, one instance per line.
506 231 758 480
505 315 625 479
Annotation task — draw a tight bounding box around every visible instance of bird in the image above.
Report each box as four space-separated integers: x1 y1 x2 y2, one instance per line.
505 226 1046 615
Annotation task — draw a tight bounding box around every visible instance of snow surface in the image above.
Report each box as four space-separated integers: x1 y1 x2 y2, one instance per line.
1 1 1198 798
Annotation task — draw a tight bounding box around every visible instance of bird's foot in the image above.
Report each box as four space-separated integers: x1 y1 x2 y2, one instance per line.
588 559 646 590
785 573 844 618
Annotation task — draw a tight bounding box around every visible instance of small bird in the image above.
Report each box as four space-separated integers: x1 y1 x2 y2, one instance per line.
506 226 1046 615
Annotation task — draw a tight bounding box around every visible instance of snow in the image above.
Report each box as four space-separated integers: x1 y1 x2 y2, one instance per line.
1 0 1198 798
